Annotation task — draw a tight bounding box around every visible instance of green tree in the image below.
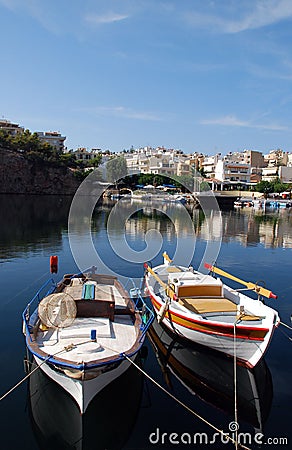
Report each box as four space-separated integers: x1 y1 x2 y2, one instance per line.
271 179 290 193
255 181 273 197
89 155 102 168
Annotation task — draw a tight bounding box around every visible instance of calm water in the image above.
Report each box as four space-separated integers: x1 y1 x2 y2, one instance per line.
0 195 291 450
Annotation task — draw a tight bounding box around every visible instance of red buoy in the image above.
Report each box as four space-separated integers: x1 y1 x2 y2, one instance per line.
50 255 58 274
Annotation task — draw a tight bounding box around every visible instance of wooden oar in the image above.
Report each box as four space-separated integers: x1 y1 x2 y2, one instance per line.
144 263 177 301
204 263 277 299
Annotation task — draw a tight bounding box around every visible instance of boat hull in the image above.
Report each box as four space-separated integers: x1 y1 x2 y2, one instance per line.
34 354 134 413
149 295 275 368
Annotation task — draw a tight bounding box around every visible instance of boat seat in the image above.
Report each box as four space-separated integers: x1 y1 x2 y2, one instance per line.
167 266 182 273
178 297 262 320
178 297 237 314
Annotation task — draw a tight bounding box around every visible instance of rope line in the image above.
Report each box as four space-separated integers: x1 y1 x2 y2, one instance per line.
123 354 251 450
280 321 292 332
0 338 92 402
0 354 51 402
233 322 238 450
278 326 292 342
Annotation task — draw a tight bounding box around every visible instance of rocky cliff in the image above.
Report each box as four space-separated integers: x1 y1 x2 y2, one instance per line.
0 147 80 195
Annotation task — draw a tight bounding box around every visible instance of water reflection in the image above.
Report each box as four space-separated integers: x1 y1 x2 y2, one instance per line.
148 319 273 433
228 208 292 248
0 195 72 260
27 356 143 450
1 195 292 265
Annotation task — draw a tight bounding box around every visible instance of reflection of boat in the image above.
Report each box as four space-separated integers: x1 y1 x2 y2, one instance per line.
252 199 266 209
164 194 187 204
130 190 187 204
23 268 153 413
234 197 253 208
148 319 273 431
144 252 280 368
268 199 292 208
27 354 143 450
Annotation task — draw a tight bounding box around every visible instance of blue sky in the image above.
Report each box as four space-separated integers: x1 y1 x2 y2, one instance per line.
1 0 292 154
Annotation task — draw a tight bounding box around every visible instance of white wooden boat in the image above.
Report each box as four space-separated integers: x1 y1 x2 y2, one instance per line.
23 268 153 413
144 253 280 368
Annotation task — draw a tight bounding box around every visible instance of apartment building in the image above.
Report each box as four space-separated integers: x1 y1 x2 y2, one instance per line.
243 149 265 168
0 119 24 136
72 147 101 161
124 146 191 176
215 159 251 184
264 149 288 167
36 131 66 152
201 153 222 178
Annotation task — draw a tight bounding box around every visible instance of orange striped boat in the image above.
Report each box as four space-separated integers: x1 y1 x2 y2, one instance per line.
144 253 280 368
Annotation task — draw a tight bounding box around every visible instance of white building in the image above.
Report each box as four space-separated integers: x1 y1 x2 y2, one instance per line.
288 154 292 167
0 119 24 136
264 149 288 167
279 166 292 183
261 166 278 182
201 154 222 178
215 159 251 184
36 131 66 152
124 146 191 177
72 147 101 161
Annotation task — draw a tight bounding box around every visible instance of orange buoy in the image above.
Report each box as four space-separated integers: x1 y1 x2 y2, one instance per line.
50 255 58 273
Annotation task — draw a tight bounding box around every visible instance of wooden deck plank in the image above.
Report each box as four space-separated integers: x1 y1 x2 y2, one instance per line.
178 297 237 314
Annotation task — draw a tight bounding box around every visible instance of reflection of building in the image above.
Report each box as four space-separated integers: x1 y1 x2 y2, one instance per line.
108 201 292 250
199 211 222 242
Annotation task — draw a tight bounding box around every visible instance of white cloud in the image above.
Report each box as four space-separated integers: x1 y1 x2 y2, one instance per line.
184 0 292 34
200 115 287 130
84 12 129 25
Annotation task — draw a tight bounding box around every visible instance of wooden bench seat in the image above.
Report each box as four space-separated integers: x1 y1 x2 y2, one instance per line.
178 297 237 314
178 297 262 321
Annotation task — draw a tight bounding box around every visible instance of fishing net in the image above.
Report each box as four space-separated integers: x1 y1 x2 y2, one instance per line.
38 293 77 329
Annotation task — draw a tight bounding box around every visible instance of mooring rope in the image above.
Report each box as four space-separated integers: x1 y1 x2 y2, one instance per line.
278 326 292 342
280 321 292 331
123 353 251 450
0 339 93 402
278 321 292 342
0 354 51 402
233 322 238 450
